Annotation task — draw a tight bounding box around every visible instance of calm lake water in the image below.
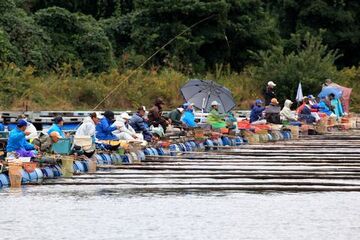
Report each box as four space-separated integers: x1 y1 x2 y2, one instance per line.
1 185 359 240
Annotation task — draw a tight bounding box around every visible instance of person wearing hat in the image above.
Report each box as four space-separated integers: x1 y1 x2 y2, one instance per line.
17 114 38 141
6 119 39 157
263 81 277 106
280 99 300 124
250 99 266 125
48 116 66 143
207 101 226 129
129 106 153 142
265 98 281 124
112 112 139 140
167 106 185 128
148 97 171 132
181 103 197 128
298 97 317 123
75 112 100 139
95 110 119 140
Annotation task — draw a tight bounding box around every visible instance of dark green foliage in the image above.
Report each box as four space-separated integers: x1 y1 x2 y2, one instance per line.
35 7 114 72
253 34 342 103
2 0 360 75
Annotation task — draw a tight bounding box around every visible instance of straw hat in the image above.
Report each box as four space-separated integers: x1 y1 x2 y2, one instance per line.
270 98 279 105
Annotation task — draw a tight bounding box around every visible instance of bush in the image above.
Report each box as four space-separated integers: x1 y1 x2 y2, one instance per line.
253 33 342 104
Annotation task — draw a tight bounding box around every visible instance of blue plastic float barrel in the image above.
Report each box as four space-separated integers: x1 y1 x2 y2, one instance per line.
34 168 43 179
21 169 30 183
0 173 10 186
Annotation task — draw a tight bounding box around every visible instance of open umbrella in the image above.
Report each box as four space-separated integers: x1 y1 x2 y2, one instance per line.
180 79 236 113
318 86 343 99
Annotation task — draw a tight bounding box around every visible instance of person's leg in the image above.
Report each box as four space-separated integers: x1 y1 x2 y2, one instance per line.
118 132 135 140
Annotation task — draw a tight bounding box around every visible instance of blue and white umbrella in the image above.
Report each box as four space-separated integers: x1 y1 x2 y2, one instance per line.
318 86 343 99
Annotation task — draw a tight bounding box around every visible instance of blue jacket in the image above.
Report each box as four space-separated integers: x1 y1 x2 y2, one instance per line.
7 127 35 152
182 110 197 127
129 113 152 139
318 100 333 116
96 117 118 140
48 124 65 138
250 105 265 123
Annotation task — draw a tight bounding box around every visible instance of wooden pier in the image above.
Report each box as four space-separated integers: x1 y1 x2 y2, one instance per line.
44 130 360 192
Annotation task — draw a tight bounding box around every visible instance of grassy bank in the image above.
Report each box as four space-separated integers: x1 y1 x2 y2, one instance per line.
0 63 260 111
0 63 358 112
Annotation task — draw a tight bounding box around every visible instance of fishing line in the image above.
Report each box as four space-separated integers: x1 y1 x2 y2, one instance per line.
92 14 216 111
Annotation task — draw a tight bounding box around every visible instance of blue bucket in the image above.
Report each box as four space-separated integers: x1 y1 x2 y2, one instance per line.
0 173 10 186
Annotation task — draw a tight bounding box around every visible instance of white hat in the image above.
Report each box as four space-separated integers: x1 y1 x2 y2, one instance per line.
211 100 220 106
95 112 103 119
177 107 184 112
121 112 131 120
267 81 276 87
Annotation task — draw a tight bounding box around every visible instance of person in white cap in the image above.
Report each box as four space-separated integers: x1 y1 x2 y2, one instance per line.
264 81 277 106
207 101 226 129
112 112 139 140
167 106 185 128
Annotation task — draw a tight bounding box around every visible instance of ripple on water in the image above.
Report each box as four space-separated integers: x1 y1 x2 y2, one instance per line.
1 185 360 240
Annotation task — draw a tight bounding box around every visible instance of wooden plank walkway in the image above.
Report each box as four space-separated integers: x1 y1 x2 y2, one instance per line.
45 129 360 192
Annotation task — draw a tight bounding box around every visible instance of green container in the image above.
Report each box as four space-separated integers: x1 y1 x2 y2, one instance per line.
51 138 72 155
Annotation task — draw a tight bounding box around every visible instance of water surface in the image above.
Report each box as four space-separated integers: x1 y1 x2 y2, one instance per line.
1 186 359 240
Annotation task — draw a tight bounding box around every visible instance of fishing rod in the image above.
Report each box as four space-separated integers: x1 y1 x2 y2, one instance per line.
92 14 216 111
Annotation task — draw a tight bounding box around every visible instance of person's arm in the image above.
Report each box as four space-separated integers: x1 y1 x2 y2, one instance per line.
23 138 35 151
101 119 117 133
138 118 152 136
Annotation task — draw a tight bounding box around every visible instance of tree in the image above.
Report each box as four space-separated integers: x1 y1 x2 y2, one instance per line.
253 33 342 103
35 7 114 72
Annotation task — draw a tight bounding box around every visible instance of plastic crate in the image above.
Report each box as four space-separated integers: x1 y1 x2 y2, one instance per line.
51 138 72 155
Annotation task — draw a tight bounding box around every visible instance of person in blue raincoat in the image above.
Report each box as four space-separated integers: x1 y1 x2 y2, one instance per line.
96 111 119 140
181 103 197 128
48 116 66 143
250 99 266 124
7 119 39 157
318 94 336 117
